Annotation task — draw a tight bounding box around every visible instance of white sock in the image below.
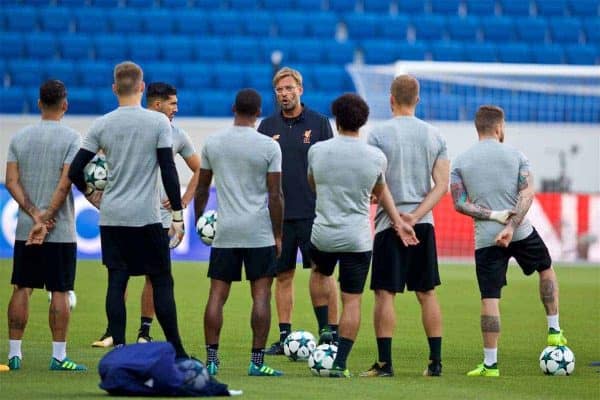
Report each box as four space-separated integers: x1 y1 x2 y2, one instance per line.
547 314 560 331
8 340 22 359
483 348 497 366
52 341 67 361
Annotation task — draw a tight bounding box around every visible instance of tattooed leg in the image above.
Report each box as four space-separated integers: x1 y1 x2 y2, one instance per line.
539 268 559 315
8 286 32 340
481 299 501 349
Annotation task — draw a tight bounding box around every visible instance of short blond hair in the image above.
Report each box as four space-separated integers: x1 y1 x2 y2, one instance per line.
475 105 505 134
272 67 303 88
113 61 143 96
391 75 419 106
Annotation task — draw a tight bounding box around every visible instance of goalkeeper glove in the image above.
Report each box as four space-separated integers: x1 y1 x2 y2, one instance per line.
169 209 185 249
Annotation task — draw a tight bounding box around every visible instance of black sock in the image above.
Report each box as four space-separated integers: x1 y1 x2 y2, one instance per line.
279 323 291 343
106 269 129 346
149 271 187 358
329 324 339 342
139 316 153 335
313 305 329 333
376 337 392 367
206 344 219 365
334 337 354 370
427 337 442 363
251 348 265 366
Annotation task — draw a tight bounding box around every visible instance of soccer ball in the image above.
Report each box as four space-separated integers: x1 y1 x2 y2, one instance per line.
84 154 108 192
176 358 210 391
283 330 316 361
196 210 217 245
47 290 77 310
539 345 575 376
308 343 337 376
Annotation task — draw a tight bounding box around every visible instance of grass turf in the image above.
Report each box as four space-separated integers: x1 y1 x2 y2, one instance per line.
0 260 598 399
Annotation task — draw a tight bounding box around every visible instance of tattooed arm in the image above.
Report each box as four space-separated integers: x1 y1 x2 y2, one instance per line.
495 169 535 247
5 162 41 222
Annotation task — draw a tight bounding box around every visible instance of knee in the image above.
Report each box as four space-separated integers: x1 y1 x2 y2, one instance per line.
416 289 436 304
277 270 294 285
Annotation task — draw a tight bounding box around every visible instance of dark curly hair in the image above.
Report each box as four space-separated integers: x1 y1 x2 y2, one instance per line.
39 79 66 108
331 93 369 132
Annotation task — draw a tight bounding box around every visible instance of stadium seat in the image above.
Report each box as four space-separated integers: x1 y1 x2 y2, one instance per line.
92 0 120 7
141 9 175 33
57 0 88 6
0 87 26 113
195 0 225 8
74 8 109 34
229 0 260 8
496 43 532 63
328 0 357 13
243 11 273 37
25 33 57 60
245 63 273 91
530 95 566 122
422 96 461 120
160 35 193 62
322 40 355 64
225 37 260 63
515 17 548 42
431 41 465 61
535 0 567 16
21 0 51 5
397 0 426 14
208 11 244 36
0 32 24 59
97 88 117 113
300 91 334 117
173 9 209 35
549 17 582 43
465 0 496 16
67 88 98 115
213 64 246 90
568 0 599 17
174 89 201 116
275 12 310 37
344 13 379 39
77 61 113 88
499 0 531 16
8 60 41 87
412 14 446 40
128 36 162 62
362 0 391 13
94 35 129 61
583 18 600 44
108 8 144 33
179 63 214 89
361 39 402 64
299 0 324 11
192 37 226 62
45 60 78 87
58 34 92 60
311 65 352 92
564 44 598 64
463 42 497 62
162 0 189 8
530 44 564 64
309 12 338 37
377 14 410 39
446 16 480 41
38 7 72 33
289 39 324 64
396 41 428 60
481 16 516 42
4 6 37 32
261 0 294 9
259 90 275 116
430 0 462 15
198 90 234 117
126 0 157 8
260 38 294 65
143 62 181 87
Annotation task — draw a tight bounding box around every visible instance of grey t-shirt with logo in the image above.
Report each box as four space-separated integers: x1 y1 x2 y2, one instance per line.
308 135 387 252
81 106 172 227
201 126 282 248
7 121 80 243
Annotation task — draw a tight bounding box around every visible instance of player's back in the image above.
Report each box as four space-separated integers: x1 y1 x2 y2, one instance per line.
201 126 282 248
308 135 387 252
82 106 172 227
8 121 80 242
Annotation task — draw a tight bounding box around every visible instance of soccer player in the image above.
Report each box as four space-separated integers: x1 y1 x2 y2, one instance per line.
68 61 188 358
5 80 86 371
308 93 419 378
194 89 284 377
361 75 449 378
451 105 567 377
92 82 200 346
258 67 337 355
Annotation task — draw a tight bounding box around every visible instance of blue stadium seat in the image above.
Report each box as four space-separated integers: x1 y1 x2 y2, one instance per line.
77 61 113 88
21 0 51 5
311 65 352 92
160 35 193 61
397 41 428 60
499 0 531 15
0 32 24 59
67 88 98 115
143 62 181 87
463 42 497 62
362 39 402 64
583 18 600 44
530 95 565 122
25 33 57 60
430 0 462 15
92 0 120 7
162 0 189 8
195 0 225 8
276 12 310 36
260 38 293 65
378 14 410 39
564 44 598 64
74 8 109 34
309 12 338 37
481 16 516 42
225 37 261 63
328 0 357 13
213 64 246 90
229 0 260 8
8 60 41 87
345 13 379 39
57 0 88 6
397 0 426 13
198 90 234 117
94 35 129 61
208 11 244 36
108 8 144 33
258 90 275 116
421 96 461 120
0 0 21 5
446 16 480 41
363 0 391 13
412 14 446 40
174 89 201 116
245 63 273 91
261 0 294 9
243 11 273 37
38 7 72 33
0 87 26 113
568 0 599 16
289 39 324 64
466 0 496 16
45 60 78 87
4 6 37 32
549 17 582 43
299 0 324 11
98 89 117 113
58 34 92 60
322 40 355 63
126 0 156 8
530 43 564 63
301 91 334 117
173 10 209 35
496 43 532 63
515 17 547 42
179 63 213 89
431 41 465 61
192 37 226 62
141 9 175 33
535 0 567 16
128 36 161 62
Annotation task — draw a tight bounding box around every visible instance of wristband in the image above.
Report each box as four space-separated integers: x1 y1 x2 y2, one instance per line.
172 210 183 222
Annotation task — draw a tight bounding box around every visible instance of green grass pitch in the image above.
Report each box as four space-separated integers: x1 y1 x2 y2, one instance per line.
0 260 598 399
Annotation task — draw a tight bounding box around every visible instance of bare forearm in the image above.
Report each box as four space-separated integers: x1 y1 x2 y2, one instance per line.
44 168 72 221
508 191 533 228
193 185 210 222
377 185 401 226
182 170 200 207
6 181 38 220
411 184 448 221
268 193 284 240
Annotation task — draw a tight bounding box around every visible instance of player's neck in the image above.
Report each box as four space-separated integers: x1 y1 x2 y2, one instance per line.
478 133 498 141
338 129 359 138
233 115 256 128
118 95 141 107
392 106 415 117
40 112 63 121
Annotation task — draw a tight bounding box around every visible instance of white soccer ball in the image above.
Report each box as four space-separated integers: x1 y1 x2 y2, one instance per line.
539 345 575 376
283 330 316 361
84 154 108 192
176 358 210 391
47 290 77 310
196 210 217 245
308 343 337 376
